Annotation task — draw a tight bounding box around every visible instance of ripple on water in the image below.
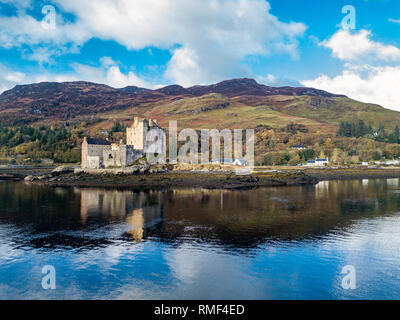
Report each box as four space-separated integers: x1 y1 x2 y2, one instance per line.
1 180 400 299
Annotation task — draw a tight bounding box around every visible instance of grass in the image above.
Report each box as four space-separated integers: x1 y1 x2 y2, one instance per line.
65 93 400 137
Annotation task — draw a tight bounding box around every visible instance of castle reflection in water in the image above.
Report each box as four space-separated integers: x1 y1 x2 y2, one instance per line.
77 188 165 241
75 188 232 243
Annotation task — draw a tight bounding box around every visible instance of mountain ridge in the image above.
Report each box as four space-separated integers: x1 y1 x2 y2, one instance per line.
1 78 346 98
0 78 349 125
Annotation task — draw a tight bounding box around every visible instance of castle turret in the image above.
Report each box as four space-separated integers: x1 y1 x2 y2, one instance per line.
126 117 165 152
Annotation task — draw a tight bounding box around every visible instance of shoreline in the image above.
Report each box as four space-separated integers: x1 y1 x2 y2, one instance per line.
2 166 400 189
28 171 317 190
303 167 400 181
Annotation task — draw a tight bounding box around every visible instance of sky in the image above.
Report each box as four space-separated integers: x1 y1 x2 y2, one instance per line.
0 0 400 110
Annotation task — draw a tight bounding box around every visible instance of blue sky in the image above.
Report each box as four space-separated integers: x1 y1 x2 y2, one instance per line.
0 0 400 110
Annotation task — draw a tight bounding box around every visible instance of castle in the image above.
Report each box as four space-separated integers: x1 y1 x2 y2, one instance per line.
81 117 165 169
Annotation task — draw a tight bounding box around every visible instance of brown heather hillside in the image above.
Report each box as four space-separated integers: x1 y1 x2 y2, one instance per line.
1 78 400 165
0 78 344 126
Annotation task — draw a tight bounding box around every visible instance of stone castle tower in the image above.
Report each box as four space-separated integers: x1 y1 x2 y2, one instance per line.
126 117 164 151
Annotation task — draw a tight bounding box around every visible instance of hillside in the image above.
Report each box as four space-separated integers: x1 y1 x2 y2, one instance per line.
0 78 344 126
0 78 400 165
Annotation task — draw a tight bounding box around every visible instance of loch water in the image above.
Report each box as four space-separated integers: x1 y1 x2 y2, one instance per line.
0 179 399 299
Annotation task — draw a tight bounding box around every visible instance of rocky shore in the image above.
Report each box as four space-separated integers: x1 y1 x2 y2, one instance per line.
31 169 318 190
3 165 400 190
304 167 400 181
0 164 317 189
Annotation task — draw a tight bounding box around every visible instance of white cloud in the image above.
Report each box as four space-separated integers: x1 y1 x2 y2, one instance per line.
256 74 301 87
0 0 32 10
0 0 306 86
302 29 400 110
302 65 400 111
389 18 400 24
0 58 151 94
70 57 150 88
53 0 306 52
164 47 210 86
0 10 88 49
264 74 277 83
4 71 25 83
320 29 400 62
0 65 26 93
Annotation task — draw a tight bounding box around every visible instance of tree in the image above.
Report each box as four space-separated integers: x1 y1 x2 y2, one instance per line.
373 151 382 161
263 153 279 166
268 139 275 149
110 121 125 134
299 149 315 161
331 148 341 164
337 120 373 138
325 138 334 149
288 153 301 166
378 123 385 134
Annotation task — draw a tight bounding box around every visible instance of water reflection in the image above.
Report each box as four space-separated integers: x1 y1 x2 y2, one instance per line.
0 180 400 299
79 188 164 241
1 180 400 249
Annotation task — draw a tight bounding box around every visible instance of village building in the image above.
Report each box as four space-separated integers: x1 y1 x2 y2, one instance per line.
233 159 248 166
210 158 248 166
291 145 307 150
81 117 165 169
306 158 329 167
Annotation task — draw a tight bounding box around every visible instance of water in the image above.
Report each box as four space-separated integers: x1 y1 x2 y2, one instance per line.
0 179 399 300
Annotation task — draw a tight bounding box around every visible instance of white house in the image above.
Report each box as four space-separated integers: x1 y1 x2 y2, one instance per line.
385 160 400 166
375 160 400 166
306 158 329 167
291 145 307 150
210 159 247 166
315 158 329 166
233 159 248 166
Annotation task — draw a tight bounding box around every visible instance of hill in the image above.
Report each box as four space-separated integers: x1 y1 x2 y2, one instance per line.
0 78 344 125
0 78 399 165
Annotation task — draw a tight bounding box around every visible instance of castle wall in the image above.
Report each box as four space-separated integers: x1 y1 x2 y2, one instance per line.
82 142 111 169
81 139 88 169
126 146 144 165
87 156 101 169
103 145 143 168
88 144 111 157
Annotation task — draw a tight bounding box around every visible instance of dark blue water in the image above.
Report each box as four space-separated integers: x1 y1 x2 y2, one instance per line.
0 179 399 299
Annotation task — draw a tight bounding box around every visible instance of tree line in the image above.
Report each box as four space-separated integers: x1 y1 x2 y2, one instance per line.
337 120 400 144
0 124 80 163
